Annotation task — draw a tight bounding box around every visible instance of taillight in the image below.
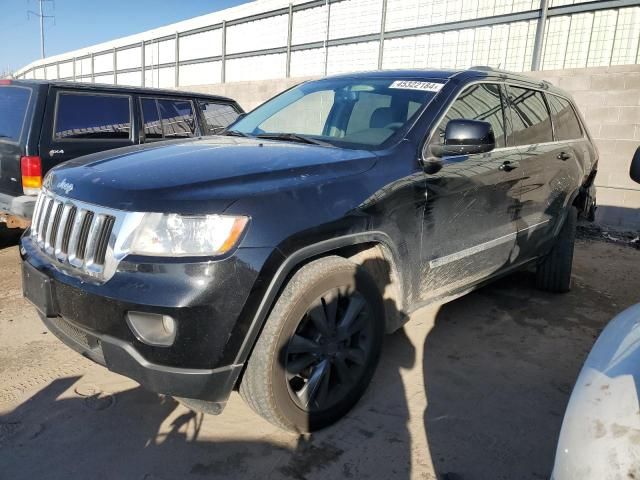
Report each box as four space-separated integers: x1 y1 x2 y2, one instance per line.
21 156 42 195
0 79 11 85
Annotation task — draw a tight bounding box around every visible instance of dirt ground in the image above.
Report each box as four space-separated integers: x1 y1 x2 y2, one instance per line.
0 231 638 480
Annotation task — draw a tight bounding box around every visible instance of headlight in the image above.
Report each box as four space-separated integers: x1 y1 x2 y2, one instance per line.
129 213 249 257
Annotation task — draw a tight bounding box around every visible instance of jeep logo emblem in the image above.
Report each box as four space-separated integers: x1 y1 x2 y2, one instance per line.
56 179 74 195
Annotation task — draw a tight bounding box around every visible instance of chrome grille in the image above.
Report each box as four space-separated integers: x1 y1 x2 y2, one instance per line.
30 190 120 280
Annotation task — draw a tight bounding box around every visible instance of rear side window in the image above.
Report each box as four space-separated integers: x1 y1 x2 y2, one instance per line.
199 101 240 134
158 99 196 138
507 87 553 146
0 86 31 142
546 94 583 141
54 92 131 140
429 83 506 151
141 98 163 140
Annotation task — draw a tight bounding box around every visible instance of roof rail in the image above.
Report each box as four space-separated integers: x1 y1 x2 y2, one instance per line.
466 65 553 87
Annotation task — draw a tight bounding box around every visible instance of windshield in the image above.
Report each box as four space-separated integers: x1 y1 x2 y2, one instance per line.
0 86 32 143
230 78 443 149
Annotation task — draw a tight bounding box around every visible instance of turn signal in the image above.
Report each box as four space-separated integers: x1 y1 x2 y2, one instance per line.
21 156 42 195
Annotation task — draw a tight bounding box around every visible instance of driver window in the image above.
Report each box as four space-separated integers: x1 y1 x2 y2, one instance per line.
426 83 506 157
260 90 334 135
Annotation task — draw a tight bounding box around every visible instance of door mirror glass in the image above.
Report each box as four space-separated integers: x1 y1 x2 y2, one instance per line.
631 146 640 184
431 119 496 157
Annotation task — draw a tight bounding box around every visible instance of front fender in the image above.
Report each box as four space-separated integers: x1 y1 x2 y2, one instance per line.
231 231 402 366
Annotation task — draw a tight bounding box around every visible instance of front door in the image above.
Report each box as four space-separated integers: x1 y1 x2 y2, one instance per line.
419 82 523 302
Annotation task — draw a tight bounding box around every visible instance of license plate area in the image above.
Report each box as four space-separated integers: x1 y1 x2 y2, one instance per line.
22 261 59 317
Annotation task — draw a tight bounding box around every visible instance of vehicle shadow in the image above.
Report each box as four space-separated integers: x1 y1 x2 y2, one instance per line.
422 269 616 480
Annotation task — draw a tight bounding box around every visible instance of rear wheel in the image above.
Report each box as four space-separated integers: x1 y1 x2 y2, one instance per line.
536 207 577 293
239 256 384 432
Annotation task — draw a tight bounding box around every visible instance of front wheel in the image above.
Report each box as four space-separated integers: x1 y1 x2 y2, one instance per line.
239 256 384 432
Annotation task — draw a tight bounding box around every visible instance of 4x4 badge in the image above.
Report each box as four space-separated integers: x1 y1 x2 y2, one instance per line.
56 179 74 195
49 149 64 156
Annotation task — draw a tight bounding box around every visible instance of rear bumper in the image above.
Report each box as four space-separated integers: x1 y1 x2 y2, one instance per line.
40 312 243 405
0 192 36 226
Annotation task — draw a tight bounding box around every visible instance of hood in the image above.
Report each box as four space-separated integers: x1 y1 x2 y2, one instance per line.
44 136 378 213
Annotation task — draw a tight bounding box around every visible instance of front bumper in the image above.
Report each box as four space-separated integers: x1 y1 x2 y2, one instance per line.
40 311 243 404
0 192 36 227
21 236 281 403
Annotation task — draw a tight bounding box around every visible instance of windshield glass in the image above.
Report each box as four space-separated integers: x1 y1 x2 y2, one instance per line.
0 86 32 142
230 78 444 149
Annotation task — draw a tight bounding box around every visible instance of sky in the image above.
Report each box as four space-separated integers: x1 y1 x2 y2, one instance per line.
0 0 252 74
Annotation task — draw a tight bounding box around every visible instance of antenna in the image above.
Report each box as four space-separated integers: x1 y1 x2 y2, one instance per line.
28 0 55 59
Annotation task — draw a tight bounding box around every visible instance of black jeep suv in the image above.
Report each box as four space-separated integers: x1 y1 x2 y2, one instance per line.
21 68 598 432
0 79 242 229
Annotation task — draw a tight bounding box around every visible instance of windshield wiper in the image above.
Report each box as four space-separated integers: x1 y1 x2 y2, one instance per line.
222 129 252 138
255 133 333 147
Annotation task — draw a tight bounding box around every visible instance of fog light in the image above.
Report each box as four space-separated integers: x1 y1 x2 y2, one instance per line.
126 311 177 347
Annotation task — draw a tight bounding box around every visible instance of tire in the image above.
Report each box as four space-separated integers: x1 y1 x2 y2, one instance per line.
239 255 384 432
536 207 577 293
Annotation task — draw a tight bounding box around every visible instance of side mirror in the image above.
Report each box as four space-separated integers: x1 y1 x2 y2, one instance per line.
431 119 496 158
631 146 640 184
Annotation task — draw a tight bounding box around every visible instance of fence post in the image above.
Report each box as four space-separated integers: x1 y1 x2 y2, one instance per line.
531 0 549 71
91 52 95 83
286 3 293 78
113 47 117 84
175 32 180 88
221 21 227 83
141 41 145 87
324 0 331 76
72 57 76 81
378 0 388 70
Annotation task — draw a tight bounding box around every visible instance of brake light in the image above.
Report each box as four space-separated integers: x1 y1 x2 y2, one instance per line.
21 156 42 195
0 79 11 85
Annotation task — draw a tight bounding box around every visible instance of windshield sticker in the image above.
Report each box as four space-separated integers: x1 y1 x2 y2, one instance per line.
389 80 444 92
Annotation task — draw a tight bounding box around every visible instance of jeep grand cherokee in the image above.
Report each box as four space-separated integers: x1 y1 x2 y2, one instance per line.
21 67 598 432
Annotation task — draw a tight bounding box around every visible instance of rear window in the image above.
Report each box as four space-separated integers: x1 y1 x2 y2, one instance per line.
200 101 240 134
546 94 583 141
54 92 131 140
0 86 31 142
507 87 553 146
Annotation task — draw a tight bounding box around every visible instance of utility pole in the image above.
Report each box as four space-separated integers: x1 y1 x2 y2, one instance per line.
28 0 55 59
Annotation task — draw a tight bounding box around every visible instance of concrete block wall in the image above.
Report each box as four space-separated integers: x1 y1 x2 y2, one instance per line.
185 65 640 230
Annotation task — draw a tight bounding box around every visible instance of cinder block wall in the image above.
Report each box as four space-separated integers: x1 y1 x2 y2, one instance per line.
186 65 640 230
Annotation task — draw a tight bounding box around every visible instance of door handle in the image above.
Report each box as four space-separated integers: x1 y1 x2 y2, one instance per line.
557 152 571 161
499 161 517 172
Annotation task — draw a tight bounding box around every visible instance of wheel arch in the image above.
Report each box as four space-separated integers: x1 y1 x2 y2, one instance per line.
233 231 406 368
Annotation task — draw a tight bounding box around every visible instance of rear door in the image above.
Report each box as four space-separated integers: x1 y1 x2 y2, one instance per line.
420 82 523 300
197 100 242 135
39 88 135 174
0 83 36 197
506 85 578 259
